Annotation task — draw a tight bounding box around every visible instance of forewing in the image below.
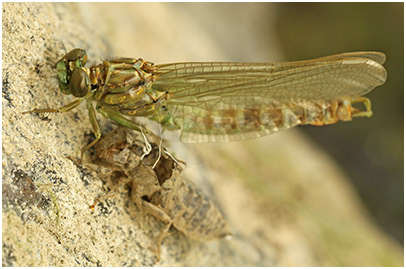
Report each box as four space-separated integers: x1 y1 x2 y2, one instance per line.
153 52 387 142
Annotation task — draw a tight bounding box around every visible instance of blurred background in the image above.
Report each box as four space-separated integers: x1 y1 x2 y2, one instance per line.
274 3 403 244
99 2 403 245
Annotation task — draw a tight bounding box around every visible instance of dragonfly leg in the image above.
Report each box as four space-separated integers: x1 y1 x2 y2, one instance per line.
80 100 102 159
98 106 168 166
98 106 163 141
99 106 143 132
22 98 83 114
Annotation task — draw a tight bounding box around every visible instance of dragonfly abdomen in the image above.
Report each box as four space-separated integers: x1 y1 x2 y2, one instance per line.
177 97 367 142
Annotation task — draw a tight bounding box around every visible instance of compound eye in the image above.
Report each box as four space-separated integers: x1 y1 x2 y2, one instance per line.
66 48 88 67
56 60 70 95
69 68 91 98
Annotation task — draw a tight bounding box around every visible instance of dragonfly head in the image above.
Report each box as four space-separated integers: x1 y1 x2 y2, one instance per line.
56 48 91 98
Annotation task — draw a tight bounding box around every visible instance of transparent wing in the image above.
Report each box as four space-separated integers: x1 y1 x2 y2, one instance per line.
152 52 387 142
312 51 386 65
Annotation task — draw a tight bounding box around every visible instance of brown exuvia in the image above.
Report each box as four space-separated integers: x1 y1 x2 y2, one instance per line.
91 127 231 260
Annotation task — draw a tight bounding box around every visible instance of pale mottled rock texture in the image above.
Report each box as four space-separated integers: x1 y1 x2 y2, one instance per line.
2 2 403 266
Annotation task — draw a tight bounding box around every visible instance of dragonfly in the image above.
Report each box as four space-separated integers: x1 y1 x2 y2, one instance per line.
24 48 387 153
